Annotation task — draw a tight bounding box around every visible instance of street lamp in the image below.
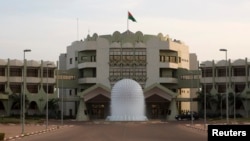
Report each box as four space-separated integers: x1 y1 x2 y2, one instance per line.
219 48 229 124
234 92 236 121
190 72 193 125
61 72 66 126
46 63 52 130
22 49 31 134
200 63 206 129
220 93 223 119
247 92 250 118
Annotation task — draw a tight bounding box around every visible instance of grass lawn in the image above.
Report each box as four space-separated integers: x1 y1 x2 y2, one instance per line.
0 116 44 124
207 117 250 124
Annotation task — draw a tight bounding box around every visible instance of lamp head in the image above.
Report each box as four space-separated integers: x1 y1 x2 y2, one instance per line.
200 63 205 66
219 49 227 52
24 49 31 52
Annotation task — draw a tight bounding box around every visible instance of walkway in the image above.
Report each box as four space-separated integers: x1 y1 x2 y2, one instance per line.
0 123 71 141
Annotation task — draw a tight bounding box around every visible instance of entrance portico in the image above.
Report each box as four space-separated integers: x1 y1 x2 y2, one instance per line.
76 84 110 121
144 83 177 120
76 83 178 121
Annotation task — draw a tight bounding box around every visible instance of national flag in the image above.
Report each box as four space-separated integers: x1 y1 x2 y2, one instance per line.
128 11 136 22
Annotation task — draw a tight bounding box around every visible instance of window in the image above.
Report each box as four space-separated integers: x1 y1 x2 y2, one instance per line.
233 67 245 76
81 56 88 61
10 68 22 76
0 84 5 92
169 56 177 63
27 84 38 93
75 88 77 95
91 56 96 62
160 55 165 62
10 84 21 93
27 68 38 77
217 68 226 77
43 69 54 78
109 48 147 88
217 84 226 93
235 83 245 93
69 58 72 64
0 67 5 76
43 85 54 93
202 68 212 77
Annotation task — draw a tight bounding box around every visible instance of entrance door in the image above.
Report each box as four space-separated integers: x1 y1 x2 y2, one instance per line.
146 102 169 120
85 94 110 120
87 103 107 119
145 94 170 120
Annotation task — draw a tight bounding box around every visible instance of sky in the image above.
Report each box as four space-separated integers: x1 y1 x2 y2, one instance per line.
1 0 250 63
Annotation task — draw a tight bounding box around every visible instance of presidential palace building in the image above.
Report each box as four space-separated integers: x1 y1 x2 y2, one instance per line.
1 30 249 121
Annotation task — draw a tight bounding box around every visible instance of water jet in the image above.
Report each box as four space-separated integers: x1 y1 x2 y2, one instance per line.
107 79 148 121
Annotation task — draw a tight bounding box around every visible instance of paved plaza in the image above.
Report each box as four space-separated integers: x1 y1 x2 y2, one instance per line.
0 120 209 141
0 120 73 141
2 119 250 141
0 124 66 140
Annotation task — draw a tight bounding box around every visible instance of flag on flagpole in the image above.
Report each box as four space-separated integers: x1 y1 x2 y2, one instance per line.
128 11 136 22
127 11 137 33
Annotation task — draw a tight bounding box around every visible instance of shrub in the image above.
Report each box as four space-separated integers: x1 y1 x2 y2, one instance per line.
0 133 5 141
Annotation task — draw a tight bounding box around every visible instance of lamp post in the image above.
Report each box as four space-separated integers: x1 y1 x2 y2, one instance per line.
220 48 229 124
46 63 52 130
232 80 236 121
247 94 249 118
22 49 31 134
200 63 206 129
220 93 223 119
61 72 66 126
234 92 236 121
246 92 250 118
190 72 193 125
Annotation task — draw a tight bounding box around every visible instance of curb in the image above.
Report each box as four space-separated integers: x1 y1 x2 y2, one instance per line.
3 125 72 141
185 124 207 132
185 122 250 132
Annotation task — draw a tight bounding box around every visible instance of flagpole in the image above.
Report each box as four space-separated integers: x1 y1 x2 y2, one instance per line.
127 11 136 33
127 11 129 32
77 18 79 41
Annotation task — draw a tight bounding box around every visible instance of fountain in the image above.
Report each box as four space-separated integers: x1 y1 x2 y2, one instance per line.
107 79 148 121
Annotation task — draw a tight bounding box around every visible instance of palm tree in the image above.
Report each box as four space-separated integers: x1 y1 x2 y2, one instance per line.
196 91 204 114
9 93 21 110
48 98 59 118
228 92 235 117
216 93 223 117
9 93 29 116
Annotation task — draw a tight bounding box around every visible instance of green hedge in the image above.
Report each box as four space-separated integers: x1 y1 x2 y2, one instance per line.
0 117 44 124
0 133 5 141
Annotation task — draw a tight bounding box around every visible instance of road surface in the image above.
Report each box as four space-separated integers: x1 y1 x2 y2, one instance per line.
17 121 207 141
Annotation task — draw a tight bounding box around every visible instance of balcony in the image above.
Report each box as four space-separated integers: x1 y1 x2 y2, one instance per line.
0 76 7 82
42 77 56 83
78 77 96 84
159 62 178 69
26 77 41 83
159 77 178 83
201 77 213 83
9 76 22 82
78 62 97 69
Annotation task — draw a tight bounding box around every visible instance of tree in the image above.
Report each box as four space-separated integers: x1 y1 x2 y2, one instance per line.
48 98 59 118
9 93 29 116
9 93 21 110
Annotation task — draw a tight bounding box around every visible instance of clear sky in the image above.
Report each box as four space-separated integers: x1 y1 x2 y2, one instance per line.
1 0 250 63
